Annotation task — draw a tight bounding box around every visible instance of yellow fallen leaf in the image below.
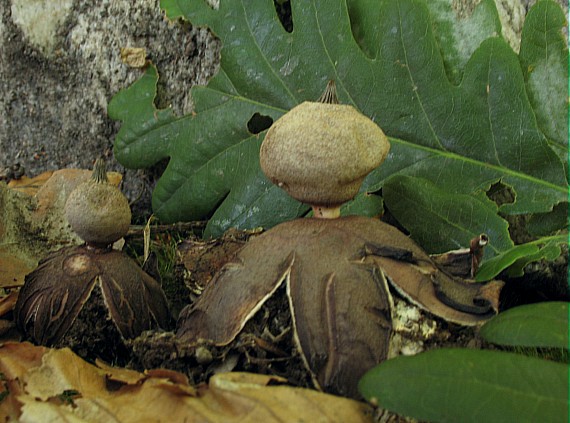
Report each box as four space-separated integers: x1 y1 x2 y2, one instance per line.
203 372 374 422
95 359 147 386
7 171 53 196
25 348 108 402
0 342 47 422
18 397 86 423
33 169 122 219
7 169 122 199
0 342 47 381
1 343 374 423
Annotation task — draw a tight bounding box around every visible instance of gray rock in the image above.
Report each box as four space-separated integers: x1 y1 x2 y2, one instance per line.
1 0 219 220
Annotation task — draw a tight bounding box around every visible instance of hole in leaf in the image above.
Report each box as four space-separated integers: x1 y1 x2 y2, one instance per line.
486 181 515 207
247 113 274 134
274 0 293 33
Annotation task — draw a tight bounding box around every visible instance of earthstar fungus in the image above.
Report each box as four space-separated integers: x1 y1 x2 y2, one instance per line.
259 83 389 218
15 159 170 359
64 158 131 247
176 82 502 398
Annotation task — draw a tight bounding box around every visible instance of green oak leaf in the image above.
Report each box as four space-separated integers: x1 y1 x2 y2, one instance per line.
359 348 570 423
110 0 567 240
382 174 512 256
110 66 306 238
425 0 502 84
480 302 569 349
519 0 568 156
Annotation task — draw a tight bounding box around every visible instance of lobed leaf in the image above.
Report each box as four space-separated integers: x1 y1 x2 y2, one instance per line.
382 174 512 256
519 0 568 156
425 0 502 84
359 348 570 423
111 0 568 241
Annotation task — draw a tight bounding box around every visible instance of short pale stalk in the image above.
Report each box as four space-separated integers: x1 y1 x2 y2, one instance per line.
312 205 341 219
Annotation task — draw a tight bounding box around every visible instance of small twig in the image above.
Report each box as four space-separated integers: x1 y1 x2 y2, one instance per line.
126 221 207 238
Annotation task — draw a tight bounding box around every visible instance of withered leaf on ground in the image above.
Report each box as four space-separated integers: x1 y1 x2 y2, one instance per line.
7 171 54 196
0 342 373 423
0 291 19 338
0 342 48 421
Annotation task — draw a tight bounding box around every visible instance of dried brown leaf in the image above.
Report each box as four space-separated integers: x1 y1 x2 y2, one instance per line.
0 291 18 316
24 348 108 401
5 343 372 422
95 359 147 386
18 396 86 423
7 170 121 199
33 169 122 219
7 171 54 196
0 342 47 381
0 342 48 422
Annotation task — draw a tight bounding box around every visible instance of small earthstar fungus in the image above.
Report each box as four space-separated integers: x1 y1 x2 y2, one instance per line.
176 81 503 398
15 159 171 362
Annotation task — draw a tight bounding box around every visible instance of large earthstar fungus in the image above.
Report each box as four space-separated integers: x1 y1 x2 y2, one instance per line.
176 82 503 398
